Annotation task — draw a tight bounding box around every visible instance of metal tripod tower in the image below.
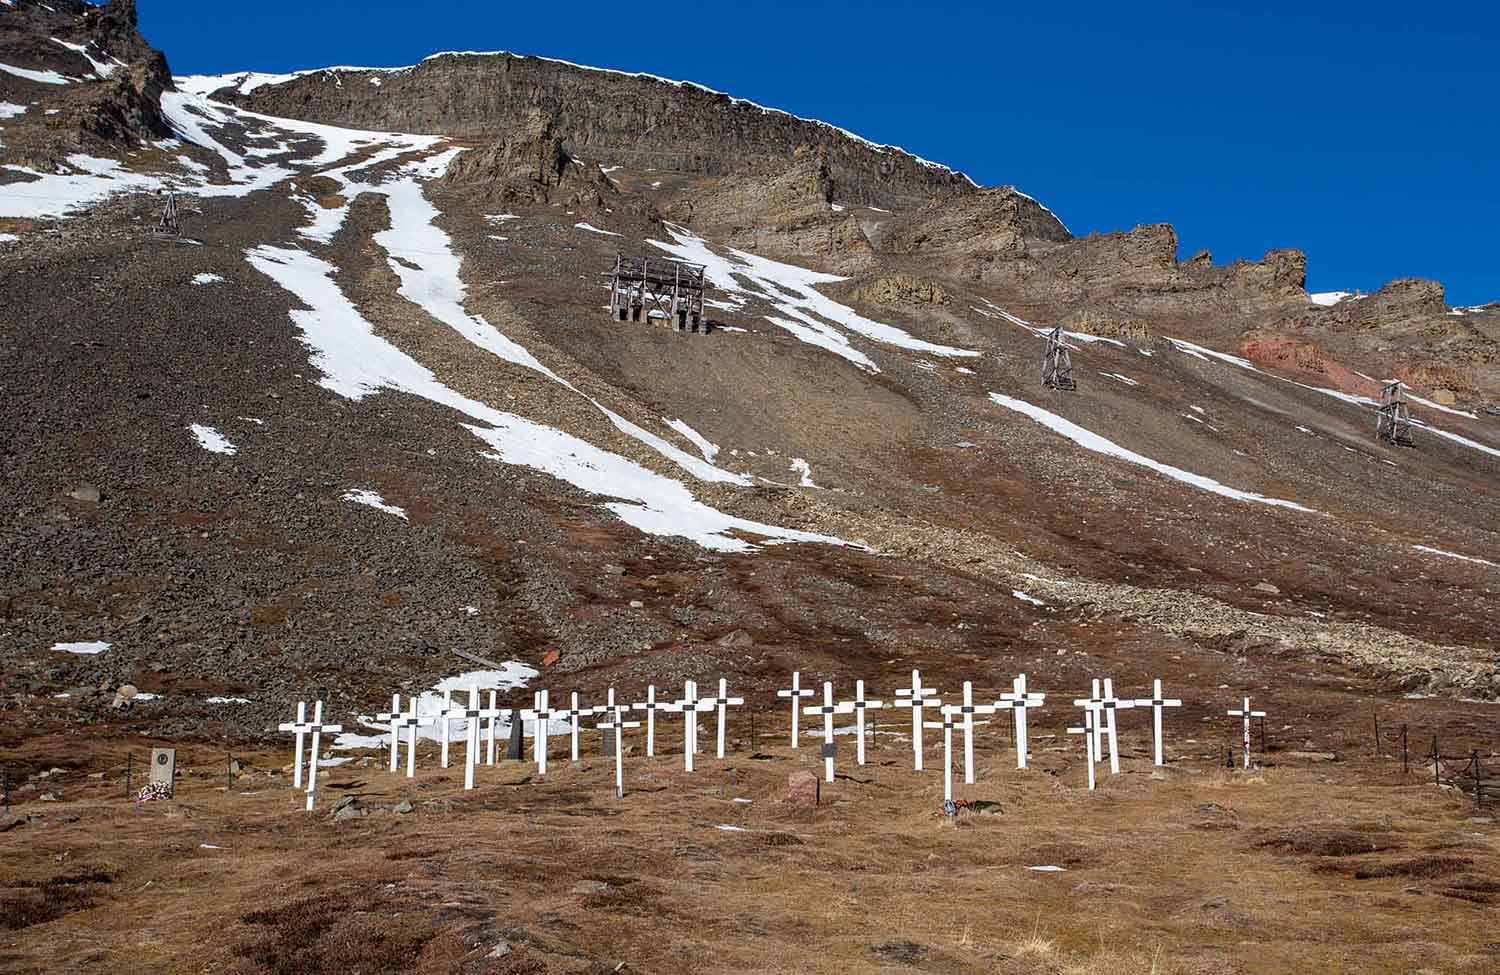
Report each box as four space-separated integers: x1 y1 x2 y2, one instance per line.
1376 381 1414 446
1041 326 1076 391
153 191 180 237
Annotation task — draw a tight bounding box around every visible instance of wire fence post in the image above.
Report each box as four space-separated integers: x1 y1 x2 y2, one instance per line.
1473 751 1483 809
1401 724 1409 775
125 752 133 800
226 751 233 791
1432 736 1440 787
1373 713 1382 756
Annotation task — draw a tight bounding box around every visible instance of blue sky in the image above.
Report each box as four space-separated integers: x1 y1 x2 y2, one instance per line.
141 1 1498 304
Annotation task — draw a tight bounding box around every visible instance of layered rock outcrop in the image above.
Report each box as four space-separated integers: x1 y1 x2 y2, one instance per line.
227 52 975 210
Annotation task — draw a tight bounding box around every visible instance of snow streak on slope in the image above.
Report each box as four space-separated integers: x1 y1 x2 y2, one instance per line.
188 423 237 454
1413 545 1497 568
650 226 979 372
666 418 719 462
987 392 1318 513
244 244 847 552
343 489 408 520
0 61 75 85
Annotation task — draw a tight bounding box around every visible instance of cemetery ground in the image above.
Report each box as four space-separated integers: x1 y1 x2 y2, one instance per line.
4 687 1499 975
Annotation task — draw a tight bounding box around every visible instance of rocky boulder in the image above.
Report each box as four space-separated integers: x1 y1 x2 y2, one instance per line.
441 108 629 212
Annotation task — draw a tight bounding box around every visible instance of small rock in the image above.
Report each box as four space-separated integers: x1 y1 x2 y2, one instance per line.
716 629 754 649
393 799 414 814
331 796 358 813
88 772 106 780
112 684 139 710
1252 581 1280 595
486 941 513 959
55 814 79 824
332 800 362 821
66 484 101 503
39 792 60 802
602 563 628 577
629 600 644 609
541 649 561 667
570 880 609 896
1431 388 1457 406
786 770 820 806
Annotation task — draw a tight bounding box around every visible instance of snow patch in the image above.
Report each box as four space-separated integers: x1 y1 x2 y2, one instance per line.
988 392 1317 513
0 101 27 119
1412 545 1497 568
53 641 110 655
574 221 620 236
789 458 818 488
342 488 408 520
666 417 720 462
191 272 224 285
0 61 75 85
188 423 237 455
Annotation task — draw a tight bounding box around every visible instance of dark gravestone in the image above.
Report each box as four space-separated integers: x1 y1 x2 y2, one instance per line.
821 742 837 759
506 710 524 760
602 729 616 756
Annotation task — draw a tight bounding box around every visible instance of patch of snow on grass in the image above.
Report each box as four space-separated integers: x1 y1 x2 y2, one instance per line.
188 423 237 455
191 272 224 285
206 696 252 704
0 101 27 119
988 392 1317 513
1100 372 1139 386
956 366 975 375
1012 590 1046 606
53 641 110 655
343 488 408 520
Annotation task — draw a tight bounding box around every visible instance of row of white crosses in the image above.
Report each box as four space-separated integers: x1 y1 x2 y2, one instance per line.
783 670 1046 803
288 679 747 809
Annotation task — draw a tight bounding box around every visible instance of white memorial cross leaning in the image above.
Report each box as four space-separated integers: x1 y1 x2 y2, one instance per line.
1227 696 1267 769
1076 679 1134 774
278 701 311 789
923 705 960 804
595 702 641 799
840 679 885 766
1134 679 1182 767
997 674 1045 769
1067 704 1099 791
804 681 856 783
706 678 745 760
776 671 815 748
375 694 403 773
893 669 941 771
631 684 672 757
671 680 715 772
558 691 600 763
956 681 1000 785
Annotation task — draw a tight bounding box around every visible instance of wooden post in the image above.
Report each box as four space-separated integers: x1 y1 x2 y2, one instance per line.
125 753 132 800
226 751 233 791
1401 724 1409 775
1373 713 1382 757
1432 735 1440 786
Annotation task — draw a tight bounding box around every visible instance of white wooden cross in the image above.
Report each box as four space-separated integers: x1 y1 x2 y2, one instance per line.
392 696 430 778
437 688 458 768
481 690 503 766
1076 679 1134 774
671 680 715 772
278 701 310 789
923 706 959 804
776 671 815 747
518 690 557 776
956 681 1001 785
893 669 941 771
997 674 1045 769
840 680 885 766
298 700 342 812
704 678 745 759
375 694 402 773
804 681 856 782
631 684 671 757
1067 705 1098 791
557 691 599 763
1227 696 1267 769
1133 679 1183 766
457 687 488 791
595 703 641 799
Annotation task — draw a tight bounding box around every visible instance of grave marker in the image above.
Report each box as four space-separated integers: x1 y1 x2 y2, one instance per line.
600 688 619 756
149 747 176 798
894 669 942 771
1067 705 1098 791
375 694 402 773
632 684 671 757
1075 679 1134 774
277 701 309 789
557 691 599 763
776 671 815 747
482 691 503 766
956 681 1000 785
595 703 641 799
1227 696 1267 769
519 690 557 775
393 696 430 778
438 688 456 768
457 687 487 791
706 678 745 759
506 706 524 760
671 680 715 772
923 706 959 804
997 674 1045 769
1133 679 1182 767
300 700 342 812
843 680 885 766
804 682 856 782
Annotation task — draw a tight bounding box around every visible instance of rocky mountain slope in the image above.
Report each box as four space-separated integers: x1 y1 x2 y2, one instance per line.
3 0 1499 744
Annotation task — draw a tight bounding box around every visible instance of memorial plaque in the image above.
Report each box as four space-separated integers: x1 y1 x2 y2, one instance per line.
150 748 176 796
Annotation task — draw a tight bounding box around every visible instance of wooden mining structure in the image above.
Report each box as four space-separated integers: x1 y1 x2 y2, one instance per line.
1376 380 1415 446
608 254 708 332
1041 326 1076 391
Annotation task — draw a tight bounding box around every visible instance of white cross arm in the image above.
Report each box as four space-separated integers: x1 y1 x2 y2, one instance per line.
804 701 857 716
